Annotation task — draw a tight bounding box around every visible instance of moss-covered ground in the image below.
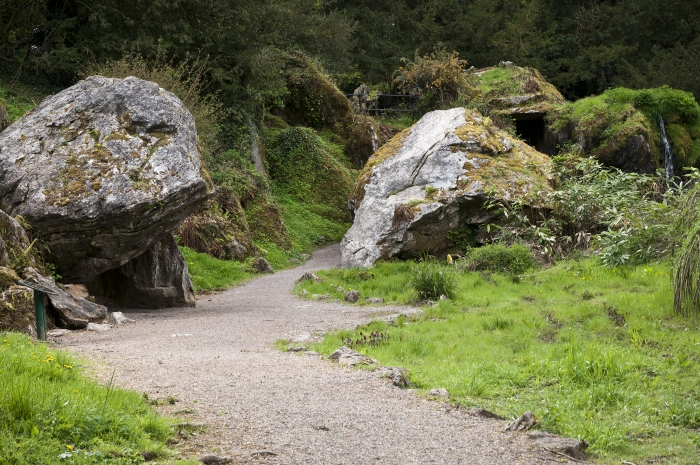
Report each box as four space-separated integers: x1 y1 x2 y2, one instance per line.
295 259 700 464
0 333 198 465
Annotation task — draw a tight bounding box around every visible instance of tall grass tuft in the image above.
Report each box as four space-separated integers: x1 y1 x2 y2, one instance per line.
410 260 457 300
673 225 700 317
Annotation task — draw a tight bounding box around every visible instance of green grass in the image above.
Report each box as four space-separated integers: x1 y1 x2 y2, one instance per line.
0 81 50 122
0 333 189 464
475 67 517 96
299 259 700 464
182 243 298 292
274 192 350 254
181 246 254 291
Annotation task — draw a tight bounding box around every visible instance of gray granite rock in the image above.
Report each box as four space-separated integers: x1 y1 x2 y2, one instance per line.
341 108 553 268
0 75 212 282
344 289 360 303
24 267 107 329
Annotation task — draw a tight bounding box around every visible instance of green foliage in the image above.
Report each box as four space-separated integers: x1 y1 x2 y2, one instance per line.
394 47 476 112
410 260 457 300
0 333 174 464
463 244 536 275
180 246 254 291
335 0 700 101
274 193 349 254
265 126 355 223
672 184 700 317
306 259 700 463
446 226 478 251
487 154 691 267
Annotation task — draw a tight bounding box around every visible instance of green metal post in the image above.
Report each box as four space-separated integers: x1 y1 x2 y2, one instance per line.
34 290 47 341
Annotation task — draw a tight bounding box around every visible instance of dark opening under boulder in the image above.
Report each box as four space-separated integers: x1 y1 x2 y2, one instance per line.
87 233 195 309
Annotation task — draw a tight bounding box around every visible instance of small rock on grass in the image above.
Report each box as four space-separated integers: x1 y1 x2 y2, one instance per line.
527 431 588 461
286 346 309 352
252 257 273 273
428 388 450 398
465 408 504 420
200 454 232 464
365 297 384 304
344 290 360 303
379 366 413 388
505 411 536 431
296 272 321 283
330 346 378 367
312 293 331 300
86 322 112 331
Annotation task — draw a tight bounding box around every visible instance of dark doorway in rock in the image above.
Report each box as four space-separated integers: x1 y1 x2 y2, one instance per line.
513 115 549 154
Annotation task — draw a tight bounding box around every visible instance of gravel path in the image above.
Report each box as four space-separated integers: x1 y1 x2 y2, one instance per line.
59 244 558 464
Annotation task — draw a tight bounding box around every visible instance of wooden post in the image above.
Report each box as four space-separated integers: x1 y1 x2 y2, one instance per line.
34 290 47 341
17 281 55 342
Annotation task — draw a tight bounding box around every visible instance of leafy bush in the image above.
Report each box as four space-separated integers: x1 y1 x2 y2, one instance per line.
410 260 457 300
462 244 536 275
393 47 476 112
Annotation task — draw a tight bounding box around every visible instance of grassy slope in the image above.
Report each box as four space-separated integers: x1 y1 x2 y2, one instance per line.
0 333 197 465
296 259 700 464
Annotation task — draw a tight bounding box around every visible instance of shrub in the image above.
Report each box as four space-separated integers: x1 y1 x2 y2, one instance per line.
410 260 457 300
462 244 536 275
393 46 476 112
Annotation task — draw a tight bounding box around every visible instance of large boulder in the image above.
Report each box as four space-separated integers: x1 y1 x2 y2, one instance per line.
341 108 553 268
0 75 212 283
87 233 195 309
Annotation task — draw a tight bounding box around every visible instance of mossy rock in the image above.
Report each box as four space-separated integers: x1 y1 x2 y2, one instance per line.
549 86 700 174
342 108 554 268
472 65 565 113
0 286 35 334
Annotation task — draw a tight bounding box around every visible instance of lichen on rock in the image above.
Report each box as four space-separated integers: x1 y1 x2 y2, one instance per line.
341 108 553 268
0 75 212 283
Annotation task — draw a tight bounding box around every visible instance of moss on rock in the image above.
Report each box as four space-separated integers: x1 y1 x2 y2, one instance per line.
472 65 565 117
549 86 700 174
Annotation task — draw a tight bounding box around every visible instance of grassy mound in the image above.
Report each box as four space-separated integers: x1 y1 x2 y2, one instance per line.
296 259 699 464
550 86 700 171
0 333 176 464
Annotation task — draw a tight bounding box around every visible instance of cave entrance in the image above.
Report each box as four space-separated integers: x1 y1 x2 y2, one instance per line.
513 114 550 154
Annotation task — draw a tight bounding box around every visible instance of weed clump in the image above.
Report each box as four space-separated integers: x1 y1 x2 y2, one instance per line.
410 260 457 300
462 244 536 275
